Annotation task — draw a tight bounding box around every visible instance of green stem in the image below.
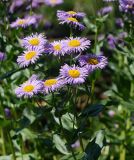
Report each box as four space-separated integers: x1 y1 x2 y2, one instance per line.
70 27 73 37
91 79 95 104
30 0 33 16
119 145 126 160
59 116 63 132
8 132 16 160
78 133 84 152
0 127 6 155
130 81 134 97
95 27 98 53
70 148 77 160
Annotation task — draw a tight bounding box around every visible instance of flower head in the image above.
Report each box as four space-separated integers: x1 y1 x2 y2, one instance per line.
64 37 91 54
10 16 36 28
103 0 116 2
44 42 54 54
119 0 134 14
21 33 46 49
57 15 85 30
107 34 117 49
43 77 65 93
79 54 108 72
15 75 43 98
50 40 66 56
17 47 44 68
44 0 63 6
116 18 124 28
57 10 86 19
59 64 88 84
0 52 6 61
98 6 113 16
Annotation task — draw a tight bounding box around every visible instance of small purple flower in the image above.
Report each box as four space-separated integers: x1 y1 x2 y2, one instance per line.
21 33 47 49
4 108 11 118
44 42 54 54
107 34 117 49
63 37 91 54
78 54 108 72
108 110 115 117
43 77 65 93
0 52 6 61
50 40 66 56
98 6 113 16
117 32 128 46
29 0 44 8
9 0 24 13
57 10 86 19
44 0 63 6
103 0 116 2
57 15 85 30
71 140 80 148
119 0 134 14
17 47 44 68
116 18 124 28
10 16 36 28
59 64 88 85
15 75 43 98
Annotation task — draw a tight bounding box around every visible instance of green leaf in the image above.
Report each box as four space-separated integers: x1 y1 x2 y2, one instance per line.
0 118 11 127
80 104 104 117
53 134 69 155
60 152 86 160
53 112 77 131
83 130 106 160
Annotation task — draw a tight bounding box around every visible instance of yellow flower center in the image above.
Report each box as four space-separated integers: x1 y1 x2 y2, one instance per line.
68 39 81 47
68 69 80 78
50 0 56 3
29 38 40 46
54 44 61 51
44 79 57 86
25 51 36 60
88 58 99 65
67 17 78 22
67 11 77 15
23 85 34 92
17 19 26 25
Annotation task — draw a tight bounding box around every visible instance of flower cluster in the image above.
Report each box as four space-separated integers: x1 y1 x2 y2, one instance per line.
10 0 64 13
10 16 37 28
15 10 108 98
119 0 134 14
57 10 86 30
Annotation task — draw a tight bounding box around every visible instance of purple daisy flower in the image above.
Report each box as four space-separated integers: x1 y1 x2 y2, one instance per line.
10 16 36 28
15 75 43 98
57 10 86 19
21 33 47 49
28 0 44 9
107 34 117 49
59 64 88 84
98 6 113 16
103 0 116 2
57 15 85 30
17 47 44 68
9 0 24 13
79 54 108 72
43 77 65 93
44 0 63 6
63 37 91 54
44 42 54 54
116 18 124 28
0 52 6 61
50 40 66 56
119 0 134 14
